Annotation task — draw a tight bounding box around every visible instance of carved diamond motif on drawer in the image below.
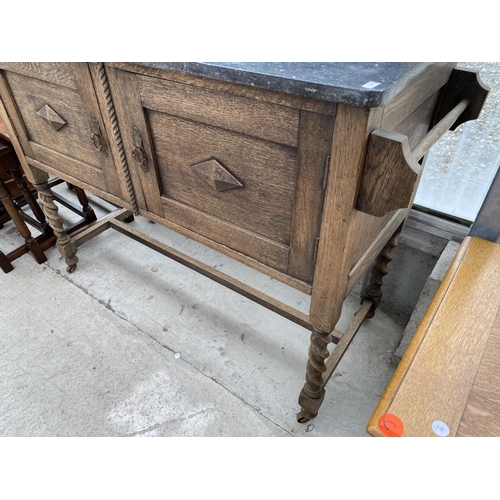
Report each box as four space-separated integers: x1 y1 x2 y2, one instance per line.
191 158 244 192
37 104 67 131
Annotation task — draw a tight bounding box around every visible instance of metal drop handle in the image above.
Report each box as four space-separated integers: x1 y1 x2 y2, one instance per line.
132 126 148 172
91 115 107 156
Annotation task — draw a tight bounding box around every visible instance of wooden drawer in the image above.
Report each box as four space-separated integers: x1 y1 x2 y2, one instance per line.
0 63 125 201
108 67 335 280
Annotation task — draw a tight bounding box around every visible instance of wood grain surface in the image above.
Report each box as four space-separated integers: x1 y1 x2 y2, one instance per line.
367 237 500 437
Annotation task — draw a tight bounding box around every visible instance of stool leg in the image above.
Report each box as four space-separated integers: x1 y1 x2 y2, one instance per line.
73 186 97 222
33 178 78 273
0 177 46 265
9 167 53 237
0 250 14 273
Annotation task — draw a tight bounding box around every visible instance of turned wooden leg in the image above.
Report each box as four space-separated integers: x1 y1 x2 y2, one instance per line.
362 225 402 319
297 329 333 422
73 186 97 222
0 250 14 273
9 167 53 237
0 177 46 265
33 178 79 273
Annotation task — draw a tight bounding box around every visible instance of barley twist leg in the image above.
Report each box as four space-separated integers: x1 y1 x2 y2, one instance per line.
297 329 333 422
33 179 78 273
362 226 402 319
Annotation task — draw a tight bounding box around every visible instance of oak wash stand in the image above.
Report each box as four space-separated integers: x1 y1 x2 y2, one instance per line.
0 62 488 423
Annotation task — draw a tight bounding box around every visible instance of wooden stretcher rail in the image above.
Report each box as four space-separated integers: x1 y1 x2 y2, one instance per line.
412 99 468 161
70 208 383 346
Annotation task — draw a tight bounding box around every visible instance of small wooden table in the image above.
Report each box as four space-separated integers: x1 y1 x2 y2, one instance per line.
367 236 500 437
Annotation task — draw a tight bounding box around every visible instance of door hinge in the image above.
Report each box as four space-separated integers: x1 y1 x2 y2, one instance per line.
313 236 320 263
322 154 331 190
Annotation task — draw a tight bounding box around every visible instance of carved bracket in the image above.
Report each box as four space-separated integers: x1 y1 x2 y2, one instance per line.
431 68 489 131
191 158 243 192
356 130 422 218
37 104 67 131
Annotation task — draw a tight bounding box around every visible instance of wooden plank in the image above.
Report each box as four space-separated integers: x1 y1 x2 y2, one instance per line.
107 62 338 116
368 237 500 437
25 155 132 211
0 62 78 90
309 104 383 333
380 63 455 131
140 207 312 295
148 110 297 245
367 237 473 436
105 68 163 217
288 110 335 283
110 218 313 331
457 307 500 437
137 74 300 147
162 197 289 273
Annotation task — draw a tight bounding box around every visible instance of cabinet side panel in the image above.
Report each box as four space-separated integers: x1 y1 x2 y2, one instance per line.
288 110 335 283
347 91 441 272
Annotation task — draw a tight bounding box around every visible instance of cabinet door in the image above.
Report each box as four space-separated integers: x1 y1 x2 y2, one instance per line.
107 67 334 282
0 63 126 204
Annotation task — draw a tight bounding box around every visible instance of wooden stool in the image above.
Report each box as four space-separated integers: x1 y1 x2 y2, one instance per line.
0 136 97 273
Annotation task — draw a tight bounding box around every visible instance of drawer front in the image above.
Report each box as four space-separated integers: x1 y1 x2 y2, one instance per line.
108 67 334 279
0 63 124 200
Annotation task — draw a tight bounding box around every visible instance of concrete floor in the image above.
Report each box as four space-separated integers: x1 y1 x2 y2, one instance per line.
0 185 409 437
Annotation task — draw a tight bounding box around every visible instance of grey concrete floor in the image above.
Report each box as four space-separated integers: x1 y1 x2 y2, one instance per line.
0 184 408 437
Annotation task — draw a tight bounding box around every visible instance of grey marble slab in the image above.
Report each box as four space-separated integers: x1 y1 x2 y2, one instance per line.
136 62 435 107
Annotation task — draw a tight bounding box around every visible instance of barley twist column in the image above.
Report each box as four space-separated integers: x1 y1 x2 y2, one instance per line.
297 329 333 422
362 226 402 319
33 179 78 273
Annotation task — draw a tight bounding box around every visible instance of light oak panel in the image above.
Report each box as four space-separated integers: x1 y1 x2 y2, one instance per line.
137 74 300 147
288 110 335 282
162 197 289 273
457 307 500 437
0 62 78 90
149 110 297 245
28 143 103 187
368 237 500 437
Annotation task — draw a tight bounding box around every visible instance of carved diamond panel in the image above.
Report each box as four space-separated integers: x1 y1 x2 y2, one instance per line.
191 158 243 192
37 104 67 131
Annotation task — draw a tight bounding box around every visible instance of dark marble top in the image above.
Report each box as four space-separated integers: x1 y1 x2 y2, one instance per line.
136 62 435 107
